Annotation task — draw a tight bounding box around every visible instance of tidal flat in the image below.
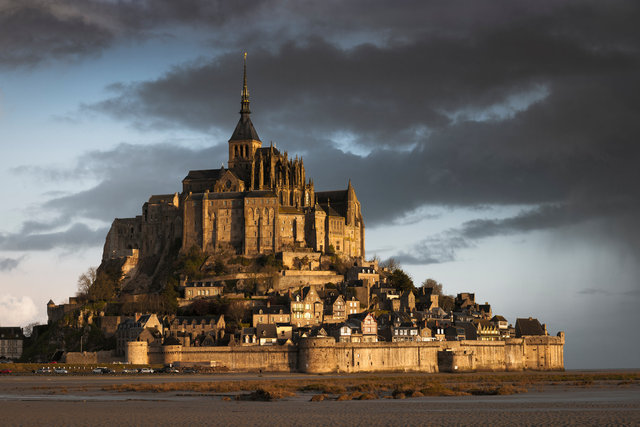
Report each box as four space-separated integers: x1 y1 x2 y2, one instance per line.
1 371 638 426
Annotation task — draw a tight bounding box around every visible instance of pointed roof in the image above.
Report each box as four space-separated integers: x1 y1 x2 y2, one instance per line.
230 53 261 142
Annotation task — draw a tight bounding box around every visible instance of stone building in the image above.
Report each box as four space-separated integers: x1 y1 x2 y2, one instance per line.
102 56 365 273
0 327 24 360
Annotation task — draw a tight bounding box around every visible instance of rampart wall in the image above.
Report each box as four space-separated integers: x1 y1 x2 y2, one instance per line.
125 333 564 373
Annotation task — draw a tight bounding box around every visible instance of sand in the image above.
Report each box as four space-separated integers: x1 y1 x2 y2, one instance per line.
1 374 639 426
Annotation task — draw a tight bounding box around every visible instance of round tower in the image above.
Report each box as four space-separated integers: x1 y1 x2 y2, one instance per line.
298 336 337 373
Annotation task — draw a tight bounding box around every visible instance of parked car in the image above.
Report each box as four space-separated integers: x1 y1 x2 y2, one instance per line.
0 369 11 374
121 368 138 374
35 367 52 374
138 368 154 373
92 367 113 374
53 368 68 374
159 366 179 373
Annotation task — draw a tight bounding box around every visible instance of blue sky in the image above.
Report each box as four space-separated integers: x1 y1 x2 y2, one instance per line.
1 0 639 368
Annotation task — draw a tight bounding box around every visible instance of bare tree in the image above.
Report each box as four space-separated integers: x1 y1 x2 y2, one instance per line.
76 267 97 299
421 278 443 295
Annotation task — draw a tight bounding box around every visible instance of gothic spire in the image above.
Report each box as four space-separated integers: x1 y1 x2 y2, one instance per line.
229 52 260 142
240 52 250 115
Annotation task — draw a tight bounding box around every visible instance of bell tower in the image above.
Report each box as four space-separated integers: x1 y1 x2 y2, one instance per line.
228 53 262 173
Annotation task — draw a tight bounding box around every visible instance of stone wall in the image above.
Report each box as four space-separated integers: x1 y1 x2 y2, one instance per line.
275 270 344 291
146 344 297 371
127 333 564 373
64 350 119 364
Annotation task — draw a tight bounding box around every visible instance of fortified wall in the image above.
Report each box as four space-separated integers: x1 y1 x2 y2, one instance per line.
126 333 564 373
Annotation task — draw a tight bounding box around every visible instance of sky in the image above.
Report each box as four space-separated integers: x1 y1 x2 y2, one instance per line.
0 0 639 369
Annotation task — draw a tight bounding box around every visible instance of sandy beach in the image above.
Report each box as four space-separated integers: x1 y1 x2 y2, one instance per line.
1 373 638 426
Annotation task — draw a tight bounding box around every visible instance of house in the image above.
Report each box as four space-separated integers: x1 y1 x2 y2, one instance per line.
183 279 225 300
324 295 346 322
275 323 293 344
256 324 278 345
400 290 416 313
241 327 257 345
290 286 324 327
165 315 225 346
348 312 378 342
490 315 509 330
455 293 477 311
444 325 466 341
346 296 360 316
0 327 24 360
331 321 362 343
346 265 379 288
478 302 492 319
116 314 163 355
252 305 290 327
515 317 546 337
474 319 500 341
415 287 439 311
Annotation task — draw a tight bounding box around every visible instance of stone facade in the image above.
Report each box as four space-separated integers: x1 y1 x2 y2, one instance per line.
126 332 565 373
102 58 365 271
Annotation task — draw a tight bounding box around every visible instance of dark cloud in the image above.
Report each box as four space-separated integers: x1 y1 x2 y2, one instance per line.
0 257 23 271
394 200 640 265
0 223 108 251
7 1 640 262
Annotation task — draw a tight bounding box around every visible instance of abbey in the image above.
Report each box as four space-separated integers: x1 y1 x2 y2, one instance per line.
102 57 365 263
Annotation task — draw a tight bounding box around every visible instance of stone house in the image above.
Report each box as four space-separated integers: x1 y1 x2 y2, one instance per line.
346 265 379 288
331 322 363 343
116 314 163 355
444 325 466 341
241 327 257 345
490 315 509 330
290 286 323 327
348 312 378 343
165 315 225 346
183 279 225 300
324 295 346 322
473 319 500 341
0 327 24 360
256 324 278 345
252 305 291 327
400 290 416 313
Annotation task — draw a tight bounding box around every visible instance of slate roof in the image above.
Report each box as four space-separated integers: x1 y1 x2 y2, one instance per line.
252 305 288 315
183 169 223 181
256 323 277 339
279 206 303 214
230 115 261 141
0 327 24 339
515 317 545 337
316 190 349 217
148 194 176 204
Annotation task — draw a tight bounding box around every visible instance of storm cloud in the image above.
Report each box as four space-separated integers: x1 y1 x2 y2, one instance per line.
4 0 638 259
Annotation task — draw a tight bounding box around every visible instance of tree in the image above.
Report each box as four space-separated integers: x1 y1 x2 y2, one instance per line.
439 295 455 312
76 267 97 299
389 268 415 293
381 257 398 271
225 300 247 326
421 278 443 296
88 270 119 301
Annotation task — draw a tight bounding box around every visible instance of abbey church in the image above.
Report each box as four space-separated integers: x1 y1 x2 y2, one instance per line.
102 57 365 264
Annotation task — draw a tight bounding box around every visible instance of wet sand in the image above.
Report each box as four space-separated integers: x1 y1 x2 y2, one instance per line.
1 374 639 426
